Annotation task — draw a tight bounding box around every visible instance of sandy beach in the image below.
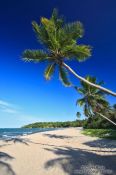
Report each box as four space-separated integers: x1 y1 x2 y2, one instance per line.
0 127 116 175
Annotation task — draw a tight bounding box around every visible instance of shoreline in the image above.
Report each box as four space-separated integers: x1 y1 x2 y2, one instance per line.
0 127 116 175
0 127 63 139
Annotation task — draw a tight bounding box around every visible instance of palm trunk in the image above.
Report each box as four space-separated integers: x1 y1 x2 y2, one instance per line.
96 112 116 126
63 62 116 97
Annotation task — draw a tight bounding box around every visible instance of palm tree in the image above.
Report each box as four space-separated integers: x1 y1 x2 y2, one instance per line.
76 76 116 126
76 112 81 119
22 9 116 96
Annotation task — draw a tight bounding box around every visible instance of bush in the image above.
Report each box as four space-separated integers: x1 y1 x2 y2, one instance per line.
83 115 116 129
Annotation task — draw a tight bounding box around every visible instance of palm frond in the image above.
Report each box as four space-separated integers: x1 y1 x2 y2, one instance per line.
74 86 79 91
32 21 51 48
97 98 109 107
51 9 64 29
22 50 48 62
63 21 84 39
84 104 92 117
44 63 56 80
32 21 40 34
74 45 92 61
41 17 50 26
51 8 58 21
77 87 86 94
56 29 75 49
40 17 62 50
62 44 91 61
86 76 96 83
76 98 85 106
74 86 86 94
95 90 106 97
98 80 104 85
59 67 71 87
80 76 100 94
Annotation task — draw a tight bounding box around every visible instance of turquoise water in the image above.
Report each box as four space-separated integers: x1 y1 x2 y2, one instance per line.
0 128 56 139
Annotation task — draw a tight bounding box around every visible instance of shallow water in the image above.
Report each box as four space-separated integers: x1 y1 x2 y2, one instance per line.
0 128 56 139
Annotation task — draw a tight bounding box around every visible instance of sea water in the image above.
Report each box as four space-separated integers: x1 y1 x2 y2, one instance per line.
0 128 56 140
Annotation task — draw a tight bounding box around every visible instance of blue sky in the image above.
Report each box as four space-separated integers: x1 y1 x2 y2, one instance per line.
0 0 116 127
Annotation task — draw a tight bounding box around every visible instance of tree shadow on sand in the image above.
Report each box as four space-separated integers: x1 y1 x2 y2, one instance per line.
44 134 72 139
1 137 29 146
83 139 116 149
6 138 29 145
0 143 12 148
0 152 15 175
44 147 116 175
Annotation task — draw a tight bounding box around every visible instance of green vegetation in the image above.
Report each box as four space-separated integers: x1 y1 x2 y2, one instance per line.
82 129 116 140
22 120 84 128
22 9 116 96
76 112 81 119
83 114 116 129
75 76 116 127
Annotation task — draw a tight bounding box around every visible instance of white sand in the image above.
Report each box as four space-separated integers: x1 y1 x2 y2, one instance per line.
0 128 116 175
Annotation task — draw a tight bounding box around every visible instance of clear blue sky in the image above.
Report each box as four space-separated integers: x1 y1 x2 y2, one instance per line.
0 0 116 128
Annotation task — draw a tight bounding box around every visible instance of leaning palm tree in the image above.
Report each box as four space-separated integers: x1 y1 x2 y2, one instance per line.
22 9 116 96
76 76 116 126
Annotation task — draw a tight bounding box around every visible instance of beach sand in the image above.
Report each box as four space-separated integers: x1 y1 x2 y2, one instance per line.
0 127 116 175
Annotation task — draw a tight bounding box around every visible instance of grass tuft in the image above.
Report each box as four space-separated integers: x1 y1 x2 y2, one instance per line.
82 129 116 140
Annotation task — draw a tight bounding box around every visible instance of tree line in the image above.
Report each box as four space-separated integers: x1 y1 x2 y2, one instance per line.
22 120 84 128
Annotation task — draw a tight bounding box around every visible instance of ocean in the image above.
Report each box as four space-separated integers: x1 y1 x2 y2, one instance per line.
0 128 56 140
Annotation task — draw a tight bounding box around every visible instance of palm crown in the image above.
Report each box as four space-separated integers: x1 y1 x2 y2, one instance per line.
22 9 116 96
22 9 91 86
76 76 109 117
76 76 116 126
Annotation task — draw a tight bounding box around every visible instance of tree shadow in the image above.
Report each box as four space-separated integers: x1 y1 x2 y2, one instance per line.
44 134 72 139
0 143 12 148
11 139 114 153
83 139 116 149
0 152 15 175
0 152 14 160
3 137 29 146
44 147 116 175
